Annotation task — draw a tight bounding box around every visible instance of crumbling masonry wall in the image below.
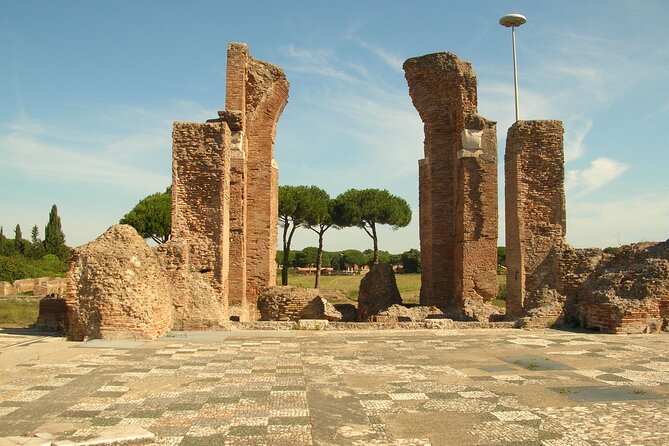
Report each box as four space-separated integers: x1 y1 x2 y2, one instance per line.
504 120 566 320
66 43 288 339
242 53 288 306
404 52 498 320
172 42 288 321
172 121 231 309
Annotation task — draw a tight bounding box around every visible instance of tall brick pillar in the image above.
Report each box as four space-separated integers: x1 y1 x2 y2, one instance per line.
404 52 498 320
244 57 289 305
171 121 232 316
504 120 566 319
170 42 288 323
222 43 289 316
224 43 250 319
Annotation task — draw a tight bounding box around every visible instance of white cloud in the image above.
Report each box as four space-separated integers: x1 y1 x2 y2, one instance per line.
566 157 628 197
1 131 169 190
567 191 669 248
281 44 361 83
354 39 405 73
563 118 592 162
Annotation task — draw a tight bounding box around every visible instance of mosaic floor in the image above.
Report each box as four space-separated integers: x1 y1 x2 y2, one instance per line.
0 328 668 445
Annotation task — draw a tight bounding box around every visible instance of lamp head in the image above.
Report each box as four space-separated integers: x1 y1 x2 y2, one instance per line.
499 13 527 28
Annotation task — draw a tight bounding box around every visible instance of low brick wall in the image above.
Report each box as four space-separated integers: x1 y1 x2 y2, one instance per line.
35 295 69 331
581 301 664 333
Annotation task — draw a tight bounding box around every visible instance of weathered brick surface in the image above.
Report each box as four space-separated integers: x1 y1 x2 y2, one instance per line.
156 238 226 330
244 57 288 306
576 240 669 333
220 43 288 319
172 121 231 307
257 286 345 321
504 120 566 320
66 225 173 341
404 52 498 320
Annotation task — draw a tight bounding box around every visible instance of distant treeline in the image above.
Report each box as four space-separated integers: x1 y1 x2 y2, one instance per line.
278 247 421 273
0 205 69 282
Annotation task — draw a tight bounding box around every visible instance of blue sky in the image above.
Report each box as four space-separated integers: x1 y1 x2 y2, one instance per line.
1 1 668 253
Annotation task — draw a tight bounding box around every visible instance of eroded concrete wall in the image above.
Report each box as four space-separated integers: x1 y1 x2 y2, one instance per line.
404 52 498 320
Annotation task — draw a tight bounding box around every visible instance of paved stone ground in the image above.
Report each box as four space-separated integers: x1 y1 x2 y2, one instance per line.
0 328 668 445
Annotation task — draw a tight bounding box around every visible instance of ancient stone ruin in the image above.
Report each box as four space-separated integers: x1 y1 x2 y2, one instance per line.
66 43 288 339
575 241 669 333
404 51 667 333
64 42 666 339
504 120 567 321
173 42 288 321
403 52 499 321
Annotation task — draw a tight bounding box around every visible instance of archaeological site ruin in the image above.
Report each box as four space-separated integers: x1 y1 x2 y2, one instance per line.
63 43 667 340
67 43 288 339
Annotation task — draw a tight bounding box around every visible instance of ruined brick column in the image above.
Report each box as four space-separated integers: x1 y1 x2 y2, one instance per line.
244 54 289 305
504 120 566 319
220 43 289 318
171 121 232 316
404 52 498 319
224 43 250 319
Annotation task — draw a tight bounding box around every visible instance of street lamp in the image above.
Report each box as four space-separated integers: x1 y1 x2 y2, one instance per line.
499 13 527 122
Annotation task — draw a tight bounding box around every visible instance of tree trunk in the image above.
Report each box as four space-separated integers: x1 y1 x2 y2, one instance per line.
371 223 379 264
281 221 297 286
281 245 290 286
314 230 324 288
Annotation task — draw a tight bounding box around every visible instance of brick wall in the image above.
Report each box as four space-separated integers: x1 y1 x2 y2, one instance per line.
504 120 565 319
244 56 288 306
172 121 231 314
404 52 498 319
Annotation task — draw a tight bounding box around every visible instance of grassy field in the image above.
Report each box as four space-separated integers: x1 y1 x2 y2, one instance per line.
0 298 39 328
0 274 505 327
280 272 507 308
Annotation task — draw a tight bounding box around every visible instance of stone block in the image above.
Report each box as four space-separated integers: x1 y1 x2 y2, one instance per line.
297 319 329 330
0 281 14 297
358 264 402 321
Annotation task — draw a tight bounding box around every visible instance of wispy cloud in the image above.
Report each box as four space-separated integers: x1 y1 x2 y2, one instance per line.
353 39 404 73
280 44 361 83
568 190 669 248
1 129 169 190
566 157 628 197
563 118 592 162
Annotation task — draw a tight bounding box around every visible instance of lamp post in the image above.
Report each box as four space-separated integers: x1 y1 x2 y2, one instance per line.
499 13 527 122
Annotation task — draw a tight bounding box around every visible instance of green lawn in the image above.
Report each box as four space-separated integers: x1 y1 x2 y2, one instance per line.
0 299 39 328
279 272 507 308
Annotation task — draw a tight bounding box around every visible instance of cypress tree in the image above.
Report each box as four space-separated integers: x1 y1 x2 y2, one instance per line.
14 224 24 254
0 226 4 255
31 225 40 244
44 205 67 260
